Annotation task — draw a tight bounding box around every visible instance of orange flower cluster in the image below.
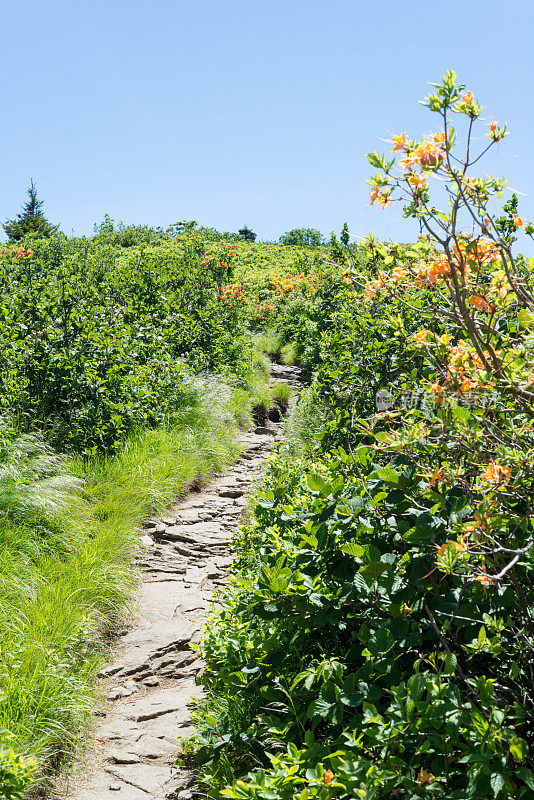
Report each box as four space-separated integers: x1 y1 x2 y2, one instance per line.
219 283 245 306
271 273 321 295
394 132 447 171
323 769 334 785
475 574 494 587
436 538 469 558
13 246 33 260
222 243 238 258
364 275 385 301
415 258 451 283
480 462 511 483
469 294 493 313
369 186 392 208
256 301 276 317
453 236 500 268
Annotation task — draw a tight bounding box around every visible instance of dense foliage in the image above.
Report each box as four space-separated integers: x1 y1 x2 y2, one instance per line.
0 232 254 454
189 74 534 799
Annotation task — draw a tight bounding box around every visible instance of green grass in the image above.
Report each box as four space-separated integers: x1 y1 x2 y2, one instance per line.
270 381 291 411
0 376 257 792
251 328 284 359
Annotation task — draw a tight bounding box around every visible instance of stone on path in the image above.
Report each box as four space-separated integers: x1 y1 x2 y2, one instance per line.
53 365 302 800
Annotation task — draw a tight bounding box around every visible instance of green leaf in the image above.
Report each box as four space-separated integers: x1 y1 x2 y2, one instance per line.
307 474 329 495
518 308 534 329
516 768 534 790
359 562 389 582
510 737 527 762
490 772 505 796
341 542 365 558
367 627 394 656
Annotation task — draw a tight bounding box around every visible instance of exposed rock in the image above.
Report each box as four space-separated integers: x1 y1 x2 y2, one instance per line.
218 488 243 498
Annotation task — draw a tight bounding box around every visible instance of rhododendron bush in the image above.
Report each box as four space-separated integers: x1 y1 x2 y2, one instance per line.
190 73 534 800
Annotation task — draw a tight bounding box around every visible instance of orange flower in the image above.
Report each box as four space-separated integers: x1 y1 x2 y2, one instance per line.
369 187 380 205
513 215 523 228
474 571 495 587
399 151 419 170
414 139 444 168
391 266 407 282
461 91 474 106
414 329 431 345
408 173 427 191
323 769 334 785
417 767 435 786
429 466 441 488
490 120 497 135
392 133 407 151
480 463 511 483
459 378 474 393
430 382 445 404
364 282 376 301
469 294 492 312
433 131 446 145
377 193 392 209
436 540 466 557
428 259 451 282
401 602 413 616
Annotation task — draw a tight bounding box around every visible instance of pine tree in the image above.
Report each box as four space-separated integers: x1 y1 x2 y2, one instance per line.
238 224 256 242
3 180 59 242
340 222 350 246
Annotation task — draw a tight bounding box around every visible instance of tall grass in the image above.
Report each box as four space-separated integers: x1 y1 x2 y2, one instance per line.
0 375 254 791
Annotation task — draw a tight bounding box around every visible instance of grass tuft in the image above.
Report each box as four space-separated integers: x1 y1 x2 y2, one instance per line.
0 374 253 790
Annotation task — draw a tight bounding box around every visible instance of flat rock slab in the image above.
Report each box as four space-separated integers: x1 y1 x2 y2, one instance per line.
52 367 304 800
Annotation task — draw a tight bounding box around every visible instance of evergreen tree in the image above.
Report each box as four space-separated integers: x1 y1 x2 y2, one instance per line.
329 232 345 263
3 180 59 242
238 224 256 242
340 222 350 246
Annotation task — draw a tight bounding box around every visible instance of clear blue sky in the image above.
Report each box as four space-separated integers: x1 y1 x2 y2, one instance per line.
1 0 532 245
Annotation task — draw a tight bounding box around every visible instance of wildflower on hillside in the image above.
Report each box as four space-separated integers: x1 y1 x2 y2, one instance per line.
480 463 511 483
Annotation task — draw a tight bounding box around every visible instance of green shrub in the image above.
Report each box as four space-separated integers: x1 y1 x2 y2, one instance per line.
0 233 251 454
0 733 36 800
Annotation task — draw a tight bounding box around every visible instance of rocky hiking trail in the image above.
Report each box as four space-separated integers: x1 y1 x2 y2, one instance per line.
55 364 302 800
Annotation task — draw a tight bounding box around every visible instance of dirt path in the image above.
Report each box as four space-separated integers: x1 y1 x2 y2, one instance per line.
54 364 302 800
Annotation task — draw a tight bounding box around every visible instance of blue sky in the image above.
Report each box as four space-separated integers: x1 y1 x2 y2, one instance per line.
1 0 532 246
